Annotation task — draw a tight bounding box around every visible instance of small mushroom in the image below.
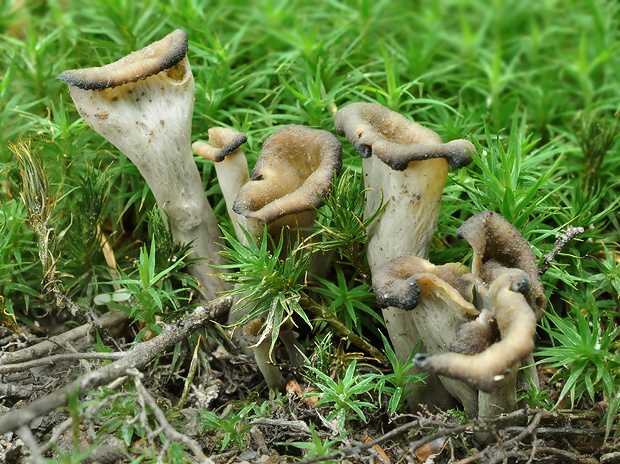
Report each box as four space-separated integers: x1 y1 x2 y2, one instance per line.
232 125 343 239
240 317 286 392
58 30 226 300
193 128 250 242
455 210 547 317
373 256 479 415
334 102 475 268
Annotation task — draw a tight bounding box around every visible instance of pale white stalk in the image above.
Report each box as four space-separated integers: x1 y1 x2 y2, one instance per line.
336 102 475 412
193 128 251 243
59 30 226 300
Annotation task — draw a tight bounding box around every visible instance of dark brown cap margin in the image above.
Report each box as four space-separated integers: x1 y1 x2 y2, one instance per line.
58 29 188 91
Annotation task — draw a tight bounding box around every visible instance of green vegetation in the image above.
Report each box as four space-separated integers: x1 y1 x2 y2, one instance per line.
2 0 620 461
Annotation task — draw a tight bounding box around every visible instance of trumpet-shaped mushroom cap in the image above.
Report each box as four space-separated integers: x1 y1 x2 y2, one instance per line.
58 30 188 90
232 125 342 226
415 270 537 392
456 211 547 314
334 102 475 171
193 128 248 163
372 255 477 314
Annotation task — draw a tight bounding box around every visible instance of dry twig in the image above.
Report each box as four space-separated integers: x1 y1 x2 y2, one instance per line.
0 310 129 366
0 298 231 435
127 368 214 463
539 226 585 275
0 351 126 374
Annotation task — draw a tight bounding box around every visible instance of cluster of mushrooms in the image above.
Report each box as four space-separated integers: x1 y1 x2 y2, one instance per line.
58 29 547 421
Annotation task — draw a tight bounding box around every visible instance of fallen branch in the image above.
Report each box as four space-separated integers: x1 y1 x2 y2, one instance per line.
535 444 599 464
297 409 535 464
296 416 470 464
300 296 389 365
539 226 585 276
0 298 231 435
0 351 126 375
454 412 542 464
250 417 313 435
0 310 129 366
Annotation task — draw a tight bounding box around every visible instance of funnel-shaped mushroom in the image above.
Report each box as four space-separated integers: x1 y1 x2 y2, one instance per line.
193 128 249 242
373 256 479 415
414 270 536 392
455 210 547 317
398 212 546 432
336 102 475 410
58 30 226 300
232 125 342 240
223 125 341 333
334 102 475 269
424 211 546 433
374 212 545 422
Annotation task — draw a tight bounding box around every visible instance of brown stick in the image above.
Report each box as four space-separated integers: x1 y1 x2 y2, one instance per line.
0 298 231 435
300 296 389 365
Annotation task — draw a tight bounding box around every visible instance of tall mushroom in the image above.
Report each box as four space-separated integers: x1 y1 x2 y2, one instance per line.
334 102 474 268
58 29 226 300
335 102 476 409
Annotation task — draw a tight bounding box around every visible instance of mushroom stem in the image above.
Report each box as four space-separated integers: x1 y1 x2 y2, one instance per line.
279 320 306 366
241 318 286 392
476 366 519 443
59 30 226 300
364 155 450 268
193 127 249 243
383 306 461 412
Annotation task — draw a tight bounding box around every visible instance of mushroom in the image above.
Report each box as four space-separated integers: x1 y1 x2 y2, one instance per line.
334 102 475 268
455 210 546 318
373 212 546 422
194 125 340 382
232 125 343 241
335 102 476 410
414 270 536 392
424 211 546 436
58 29 226 300
430 211 545 398
240 317 286 392
193 128 250 242
228 124 341 317
389 212 545 430
373 256 480 415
